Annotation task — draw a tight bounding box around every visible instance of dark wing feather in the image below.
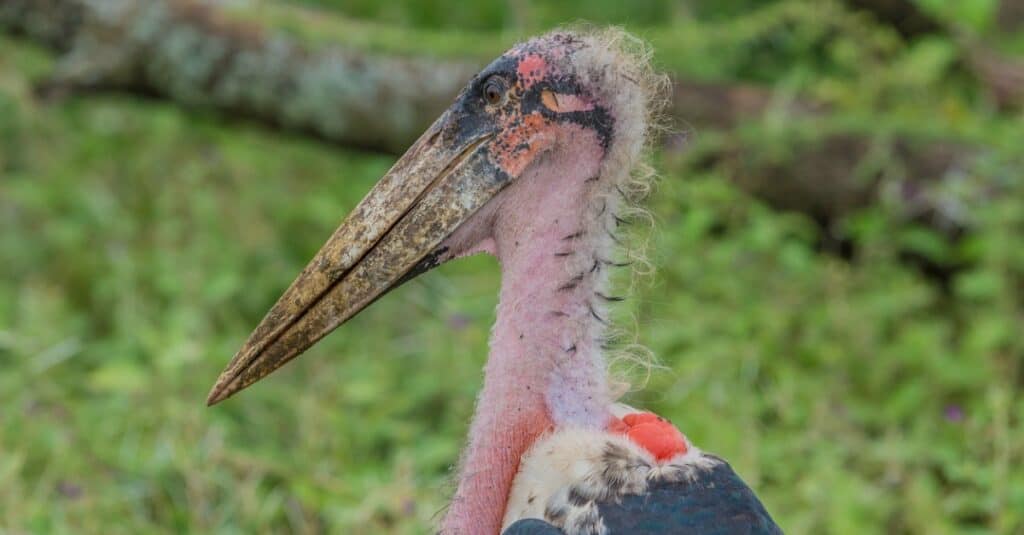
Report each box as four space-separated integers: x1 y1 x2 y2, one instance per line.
502 518 567 535
597 457 782 534
502 456 782 535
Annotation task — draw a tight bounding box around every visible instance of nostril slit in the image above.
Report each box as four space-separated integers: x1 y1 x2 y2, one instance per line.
426 129 441 147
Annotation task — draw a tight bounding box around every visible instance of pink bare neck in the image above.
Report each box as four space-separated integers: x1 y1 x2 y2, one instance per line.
441 128 614 534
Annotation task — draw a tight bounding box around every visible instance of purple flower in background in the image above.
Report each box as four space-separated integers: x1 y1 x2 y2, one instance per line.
447 313 471 331
944 404 964 422
56 480 82 500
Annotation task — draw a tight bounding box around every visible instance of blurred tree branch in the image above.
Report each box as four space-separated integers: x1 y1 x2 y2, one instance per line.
998 0 1024 32
1 0 480 153
0 0 1008 235
844 0 1024 109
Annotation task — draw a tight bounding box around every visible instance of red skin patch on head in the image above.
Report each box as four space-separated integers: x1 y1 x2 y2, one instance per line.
609 412 688 461
517 54 548 89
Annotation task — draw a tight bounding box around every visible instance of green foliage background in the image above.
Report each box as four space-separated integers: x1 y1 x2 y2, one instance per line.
1 0 1022 533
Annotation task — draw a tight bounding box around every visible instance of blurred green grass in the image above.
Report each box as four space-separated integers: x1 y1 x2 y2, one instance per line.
2 1 1023 533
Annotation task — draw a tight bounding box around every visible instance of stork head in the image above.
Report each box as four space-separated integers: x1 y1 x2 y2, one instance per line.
207 29 663 405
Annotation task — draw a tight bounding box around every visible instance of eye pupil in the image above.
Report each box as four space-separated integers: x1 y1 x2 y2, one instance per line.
483 78 504 105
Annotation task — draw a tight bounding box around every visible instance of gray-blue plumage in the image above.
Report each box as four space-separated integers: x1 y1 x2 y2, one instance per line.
502 457 781 535
503 518 567 534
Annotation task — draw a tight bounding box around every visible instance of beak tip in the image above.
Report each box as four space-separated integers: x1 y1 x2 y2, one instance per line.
205 391 225 407
205 387 227 407
205 373 236 406
206 343 256 406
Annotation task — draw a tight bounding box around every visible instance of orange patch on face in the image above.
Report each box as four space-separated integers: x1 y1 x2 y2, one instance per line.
540 90 559 112
490 113 554 177
540 90 595 114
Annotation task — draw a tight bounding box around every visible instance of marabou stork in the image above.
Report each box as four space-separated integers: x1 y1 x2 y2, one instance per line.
207 29 782 535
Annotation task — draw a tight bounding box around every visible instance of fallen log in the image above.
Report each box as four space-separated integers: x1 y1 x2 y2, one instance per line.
2 0 479 154
0 0 1000 234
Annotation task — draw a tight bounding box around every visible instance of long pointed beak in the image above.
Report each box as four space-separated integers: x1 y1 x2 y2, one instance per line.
207 118 505 405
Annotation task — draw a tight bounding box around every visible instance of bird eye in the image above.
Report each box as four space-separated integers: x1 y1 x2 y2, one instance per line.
482 77 507 105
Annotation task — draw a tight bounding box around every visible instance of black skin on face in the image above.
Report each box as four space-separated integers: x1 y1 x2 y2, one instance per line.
443 47 614 154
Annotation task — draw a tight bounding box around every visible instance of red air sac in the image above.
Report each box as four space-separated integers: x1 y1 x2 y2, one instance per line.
609 412 689 461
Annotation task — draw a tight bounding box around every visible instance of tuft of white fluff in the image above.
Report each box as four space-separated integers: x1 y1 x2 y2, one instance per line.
558 26 671 396
501 422 717 533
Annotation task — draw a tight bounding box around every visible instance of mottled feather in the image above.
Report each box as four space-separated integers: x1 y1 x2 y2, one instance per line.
503 458 781 535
